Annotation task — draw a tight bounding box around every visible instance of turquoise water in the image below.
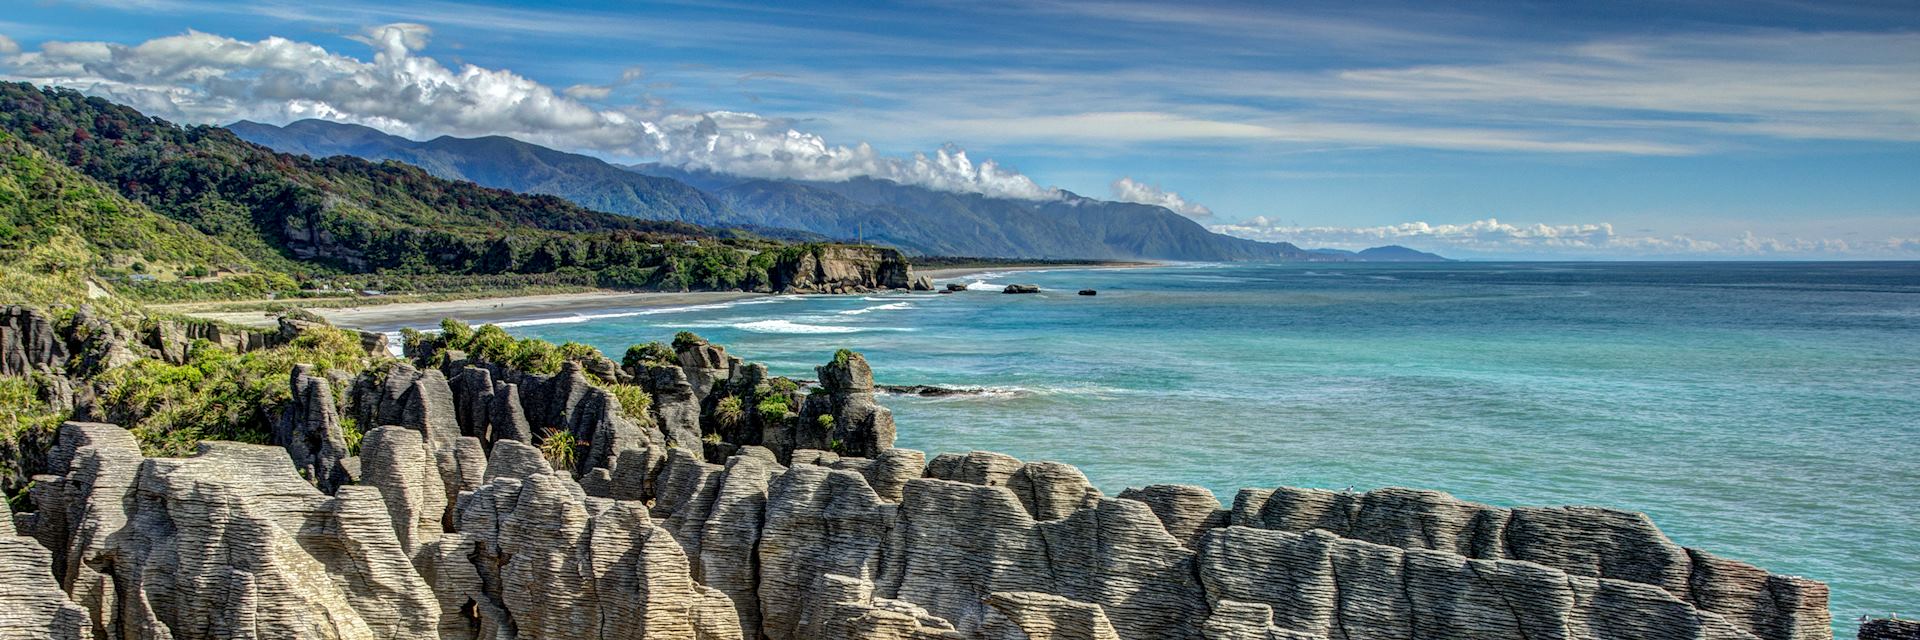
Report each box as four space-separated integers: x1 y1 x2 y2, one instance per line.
453 262 1919 632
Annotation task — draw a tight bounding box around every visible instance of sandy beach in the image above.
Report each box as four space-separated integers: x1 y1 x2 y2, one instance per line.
183 290 764 332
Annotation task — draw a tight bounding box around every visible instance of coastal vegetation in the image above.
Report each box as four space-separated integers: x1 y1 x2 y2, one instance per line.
0 82 917 307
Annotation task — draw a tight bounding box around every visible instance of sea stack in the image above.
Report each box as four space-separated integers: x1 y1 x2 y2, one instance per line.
1004 284 1041 294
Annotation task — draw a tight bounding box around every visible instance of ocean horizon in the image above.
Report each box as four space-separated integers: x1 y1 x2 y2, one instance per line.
374 260 1918 635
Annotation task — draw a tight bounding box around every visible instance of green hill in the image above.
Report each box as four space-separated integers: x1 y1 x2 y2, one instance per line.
0 83 827 298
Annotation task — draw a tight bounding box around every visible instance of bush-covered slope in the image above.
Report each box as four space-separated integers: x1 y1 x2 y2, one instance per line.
0 83 854 294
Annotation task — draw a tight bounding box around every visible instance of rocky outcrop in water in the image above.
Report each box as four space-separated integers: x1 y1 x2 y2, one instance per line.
768 245 919 294
2 329 1835 640
1861 619 1920 640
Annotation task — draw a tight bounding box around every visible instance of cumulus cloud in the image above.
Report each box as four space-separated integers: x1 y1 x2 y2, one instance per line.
1110 177 1212 218
0 35 18 56
0 25 1060 201
1209 217 1920 259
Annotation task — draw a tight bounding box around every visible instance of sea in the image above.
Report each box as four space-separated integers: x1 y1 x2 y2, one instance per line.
418 261 1920 632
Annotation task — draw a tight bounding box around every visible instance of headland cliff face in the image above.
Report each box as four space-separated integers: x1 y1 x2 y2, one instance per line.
1 305 1835 640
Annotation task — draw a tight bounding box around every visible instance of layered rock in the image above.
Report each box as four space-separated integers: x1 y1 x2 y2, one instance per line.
801 350 896 459
273 364 354 493
1230 485 1831 638
3 330 1838 640
1 305 68 376
768 245 917 294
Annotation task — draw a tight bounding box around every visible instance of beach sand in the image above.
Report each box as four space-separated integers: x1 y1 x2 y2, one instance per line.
185 291 763 331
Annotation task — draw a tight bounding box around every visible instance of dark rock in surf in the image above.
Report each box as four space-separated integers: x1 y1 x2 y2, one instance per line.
1003 284 1040 294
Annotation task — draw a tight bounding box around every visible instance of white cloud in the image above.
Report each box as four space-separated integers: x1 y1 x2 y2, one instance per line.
0 35 18 56
1210 217 1920 259
1111 177 1212 218
0 25 1060 201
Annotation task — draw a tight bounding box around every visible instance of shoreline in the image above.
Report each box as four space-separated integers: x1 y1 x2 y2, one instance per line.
182 290 765 332
917 260 1164 280
175 261 1167 331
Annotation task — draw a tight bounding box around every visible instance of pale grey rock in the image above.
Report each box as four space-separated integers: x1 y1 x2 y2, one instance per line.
359 425 447 557
888 478 1205 640
697 453 784 636
1197 525 1760 640
1006 461 1102 521
1230 485 1828 639
457 472 745 640
859 447 925 503
1115 484 1228 550
0 536 88 640
978 592 1120 640
798 574 960 640
758 464 898 640
925 451 1023 487
483 439 550 481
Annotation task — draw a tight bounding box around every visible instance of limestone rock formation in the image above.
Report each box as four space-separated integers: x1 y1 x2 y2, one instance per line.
1 305 69 376
802 350 896 458
2 331 1839 640
768 245 917 293
1231 485 1831 638
274 364 353 493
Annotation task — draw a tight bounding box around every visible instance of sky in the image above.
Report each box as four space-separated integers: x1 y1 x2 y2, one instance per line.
2 0 1917 259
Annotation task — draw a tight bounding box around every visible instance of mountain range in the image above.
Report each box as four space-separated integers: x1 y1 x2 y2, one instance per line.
230 119 1447 262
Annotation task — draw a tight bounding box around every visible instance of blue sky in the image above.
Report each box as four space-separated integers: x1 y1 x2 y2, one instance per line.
3 0 1917 258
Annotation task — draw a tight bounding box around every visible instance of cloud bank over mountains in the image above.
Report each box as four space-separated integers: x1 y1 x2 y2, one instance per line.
1210 217 1920 259
1110 177 1212 218
0 23 1059 201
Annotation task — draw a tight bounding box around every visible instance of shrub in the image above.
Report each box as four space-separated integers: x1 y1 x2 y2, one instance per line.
714 396 744 427
606 384 654 425
540 428 578 473
623 342 675 370
94 324 376 456
755 394 791 418
672 331 705 351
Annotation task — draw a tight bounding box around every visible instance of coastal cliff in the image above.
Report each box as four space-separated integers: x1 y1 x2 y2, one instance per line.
0 305 1837 640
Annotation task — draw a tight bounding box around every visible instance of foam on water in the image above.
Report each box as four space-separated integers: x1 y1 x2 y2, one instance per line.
840 302 915 315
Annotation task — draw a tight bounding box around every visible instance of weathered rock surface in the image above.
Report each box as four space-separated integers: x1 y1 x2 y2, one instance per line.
801 351 896 458
1231 485 1830 639
1862 619 1920 640
1003 284 1040 294
2 305 69 376
768 245 917 293
3 331 1837 640
274 364 353 493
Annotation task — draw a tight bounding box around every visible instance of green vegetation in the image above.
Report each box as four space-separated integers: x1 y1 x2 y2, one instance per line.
94 326 378 456
0 83 881 302
539 428 578 473
714 396 744 428
605 383 653 426
833 348 855 367
755 394 792 419
0 374 71 489
623 342 677 370
672 331 707 351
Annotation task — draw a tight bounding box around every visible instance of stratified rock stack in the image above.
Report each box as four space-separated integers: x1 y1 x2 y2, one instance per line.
801 350 896 459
